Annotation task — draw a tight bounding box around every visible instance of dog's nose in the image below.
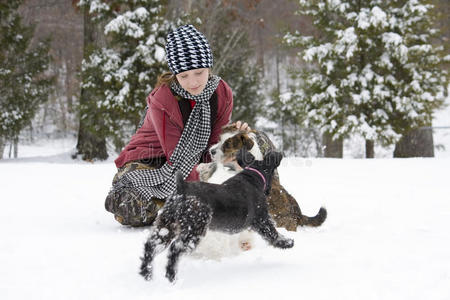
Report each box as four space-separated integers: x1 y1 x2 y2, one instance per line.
210 148 217 156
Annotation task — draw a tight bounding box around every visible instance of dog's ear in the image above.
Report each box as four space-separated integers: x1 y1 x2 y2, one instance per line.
265 151 283 168
241 134 254 151
237 148 255 168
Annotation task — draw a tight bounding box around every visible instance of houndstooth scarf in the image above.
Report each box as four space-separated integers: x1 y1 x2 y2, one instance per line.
110 75 221 201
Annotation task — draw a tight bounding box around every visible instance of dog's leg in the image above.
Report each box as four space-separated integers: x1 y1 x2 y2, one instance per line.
166 227 207 282
165 197 211 282
165 237 186 282
197 162 217 182
140 234 161 281
139 202 177 281
251 212 294 249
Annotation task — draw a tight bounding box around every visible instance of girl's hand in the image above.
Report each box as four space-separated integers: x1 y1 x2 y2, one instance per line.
234 120 251 132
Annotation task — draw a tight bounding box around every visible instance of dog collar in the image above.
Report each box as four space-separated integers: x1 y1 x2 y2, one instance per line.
244 167 266 191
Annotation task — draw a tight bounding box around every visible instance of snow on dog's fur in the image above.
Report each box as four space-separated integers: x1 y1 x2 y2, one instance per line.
193 126 262 259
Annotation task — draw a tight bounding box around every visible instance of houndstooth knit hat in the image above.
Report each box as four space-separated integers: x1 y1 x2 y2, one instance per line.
165 25 214 75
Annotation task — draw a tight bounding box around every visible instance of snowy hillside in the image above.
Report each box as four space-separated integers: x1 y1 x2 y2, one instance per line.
1 143 450 300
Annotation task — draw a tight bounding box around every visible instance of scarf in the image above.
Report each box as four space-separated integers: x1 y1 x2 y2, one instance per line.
109 75 221 201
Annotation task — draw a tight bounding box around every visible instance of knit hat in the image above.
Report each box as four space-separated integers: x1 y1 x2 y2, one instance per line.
165 25 214 75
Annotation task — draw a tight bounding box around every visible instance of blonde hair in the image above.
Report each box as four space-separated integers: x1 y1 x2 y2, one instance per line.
155 72 176 88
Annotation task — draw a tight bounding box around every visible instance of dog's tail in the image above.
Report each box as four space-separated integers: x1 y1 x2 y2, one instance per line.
175 171 185 195
298 207 327 227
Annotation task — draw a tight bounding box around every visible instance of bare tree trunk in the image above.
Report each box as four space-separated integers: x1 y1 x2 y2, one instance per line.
256 18 265 74
182 0 192 12
74 108 108 160
13 136 18 158
314 130 323 157
323 133 343 158
28 123 34 143
58 62 68 136
275 49 286 152
0 137 4 159
293 123 298 154
41 101 48 133
58 96 67 136
213 28 245 75
393 128 434 158
281 116 286 152
365 139 374 158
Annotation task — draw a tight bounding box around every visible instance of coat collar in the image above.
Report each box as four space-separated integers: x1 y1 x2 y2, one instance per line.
148 84 184 130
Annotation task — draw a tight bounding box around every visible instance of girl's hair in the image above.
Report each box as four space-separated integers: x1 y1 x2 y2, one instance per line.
155 72 176 88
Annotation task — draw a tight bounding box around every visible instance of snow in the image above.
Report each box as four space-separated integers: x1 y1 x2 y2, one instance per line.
382 32 403 46
335 27 358 59
303 43 332 62
1 139 450 300
357 7 387 30
326 84 338 98
154 44 165 62
78 0 110 15
104 8 149 38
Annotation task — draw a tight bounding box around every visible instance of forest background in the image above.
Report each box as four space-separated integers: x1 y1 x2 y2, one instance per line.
1 0 449 160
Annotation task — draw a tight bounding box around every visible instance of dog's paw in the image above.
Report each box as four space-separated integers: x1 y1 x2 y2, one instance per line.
165 269 177 283
139 266 153 281
275 237 294 249
238 231 254 251
239 240 252 251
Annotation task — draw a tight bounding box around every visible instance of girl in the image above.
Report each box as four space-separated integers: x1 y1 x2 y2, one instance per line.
105 25 249 226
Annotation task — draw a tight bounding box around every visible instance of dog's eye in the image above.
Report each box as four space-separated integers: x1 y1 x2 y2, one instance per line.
222 140 232 150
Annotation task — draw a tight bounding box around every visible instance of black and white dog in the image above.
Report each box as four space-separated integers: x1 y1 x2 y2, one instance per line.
139 149 294 282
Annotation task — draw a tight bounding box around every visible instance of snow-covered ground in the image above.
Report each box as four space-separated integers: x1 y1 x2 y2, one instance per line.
1 140 450 300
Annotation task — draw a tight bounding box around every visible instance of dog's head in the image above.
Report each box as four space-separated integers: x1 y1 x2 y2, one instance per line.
209 124 262 163
236 149 282 195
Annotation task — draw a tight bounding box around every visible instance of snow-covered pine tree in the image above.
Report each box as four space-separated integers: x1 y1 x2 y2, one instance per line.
73 1 109 161
285 0 448 158
0 0 52 159
75 0 172 159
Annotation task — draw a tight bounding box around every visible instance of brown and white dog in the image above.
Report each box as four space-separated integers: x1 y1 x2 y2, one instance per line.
194 126 260 257
194 124 326 258
198 125 262 184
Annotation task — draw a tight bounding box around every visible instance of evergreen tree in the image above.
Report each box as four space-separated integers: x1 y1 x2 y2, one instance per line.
0 0 52 159
285 0 448 157
75 0 172 159
73 2 109 161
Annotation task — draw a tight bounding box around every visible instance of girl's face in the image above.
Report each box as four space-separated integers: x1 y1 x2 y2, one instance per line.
175 68 209 95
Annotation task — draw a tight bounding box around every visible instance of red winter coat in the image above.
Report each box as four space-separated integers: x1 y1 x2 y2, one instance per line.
114 79 233 181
